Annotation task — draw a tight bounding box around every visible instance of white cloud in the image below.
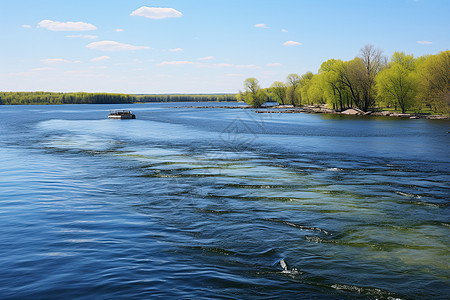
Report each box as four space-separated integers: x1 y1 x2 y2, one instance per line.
197 56 215 60
91 56 111 62
254 23 270 29
417 41 432 44
267 63 282 67
168 48 183 52
131 7 182 19
86 41 150 51
281 29 288 33
38 20 97 31
22 25 31 29
66 34 98 39
283 40 302 46
41 58 70 64
157 61 195 66
115 28 124 32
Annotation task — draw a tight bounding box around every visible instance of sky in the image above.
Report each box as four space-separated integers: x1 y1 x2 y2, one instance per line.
0 0 449 94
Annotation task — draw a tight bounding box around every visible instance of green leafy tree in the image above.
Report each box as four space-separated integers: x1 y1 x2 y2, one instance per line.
338 58 366 109
286 73 301 106
417 50 450 113
376 52 418 113
307 73 327 105
269 81 287 105
299 72 314 104
238 78 266 107
320 59 352 110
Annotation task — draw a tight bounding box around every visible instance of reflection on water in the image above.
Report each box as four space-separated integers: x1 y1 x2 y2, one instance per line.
0 103 449 299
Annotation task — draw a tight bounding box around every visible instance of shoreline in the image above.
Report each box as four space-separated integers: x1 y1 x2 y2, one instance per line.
174 104 449 120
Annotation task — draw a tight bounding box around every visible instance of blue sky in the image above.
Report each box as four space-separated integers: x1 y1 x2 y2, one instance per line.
0 0 449 93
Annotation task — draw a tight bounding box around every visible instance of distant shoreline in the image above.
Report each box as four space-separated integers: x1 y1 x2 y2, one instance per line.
0 92 237 105
1 95 447 120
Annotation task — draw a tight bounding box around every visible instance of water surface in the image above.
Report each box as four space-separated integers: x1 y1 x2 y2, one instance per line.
0 103 449 299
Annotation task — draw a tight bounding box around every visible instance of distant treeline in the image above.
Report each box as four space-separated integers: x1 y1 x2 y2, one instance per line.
134 94 237 103
0 92 237 105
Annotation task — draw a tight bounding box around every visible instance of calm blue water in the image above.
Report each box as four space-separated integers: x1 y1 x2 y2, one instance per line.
0 103 449 299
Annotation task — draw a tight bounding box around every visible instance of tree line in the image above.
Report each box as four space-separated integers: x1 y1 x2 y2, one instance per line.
0 92 236 105
134 94 236 102
238 46 449 114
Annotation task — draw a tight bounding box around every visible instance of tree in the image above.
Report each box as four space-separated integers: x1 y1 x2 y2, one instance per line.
339 58 366 109
391 51 415 69
298 72 314 104
358 44 386 111
320 59 349 110
417 50 450 113
286 73 301 106
376 52 418 113
307 73 327 105
269 81 287 105
238 78 266 107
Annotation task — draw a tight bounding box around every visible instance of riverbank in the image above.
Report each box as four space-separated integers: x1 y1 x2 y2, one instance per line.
256 105 449 119
175 104 449 120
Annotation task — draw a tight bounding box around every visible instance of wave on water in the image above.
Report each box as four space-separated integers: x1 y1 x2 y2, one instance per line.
396 191 422 198
327 167 343 171
266 218 331 235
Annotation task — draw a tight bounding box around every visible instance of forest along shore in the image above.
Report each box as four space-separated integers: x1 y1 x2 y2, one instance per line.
175 104 449 119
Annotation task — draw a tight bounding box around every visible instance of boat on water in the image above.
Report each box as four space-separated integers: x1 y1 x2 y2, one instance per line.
108 110 136 119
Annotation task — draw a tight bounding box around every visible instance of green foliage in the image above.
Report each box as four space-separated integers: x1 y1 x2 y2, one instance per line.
320 58 366 110
269 81 287 105
239 78 266 107
307 74 327 104
286 73 301 106
320 59 353 110
391 51 415 70
261 46 449 114
0 92 237 105
298 72 314 105
134 94 236 103
376 64 418 113
376 52 418 113
416 50 450 113
0 92 134 105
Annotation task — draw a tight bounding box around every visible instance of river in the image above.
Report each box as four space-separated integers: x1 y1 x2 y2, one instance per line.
0 103 449 299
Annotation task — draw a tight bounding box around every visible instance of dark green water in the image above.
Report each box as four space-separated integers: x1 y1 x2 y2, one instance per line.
0 103 449 299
